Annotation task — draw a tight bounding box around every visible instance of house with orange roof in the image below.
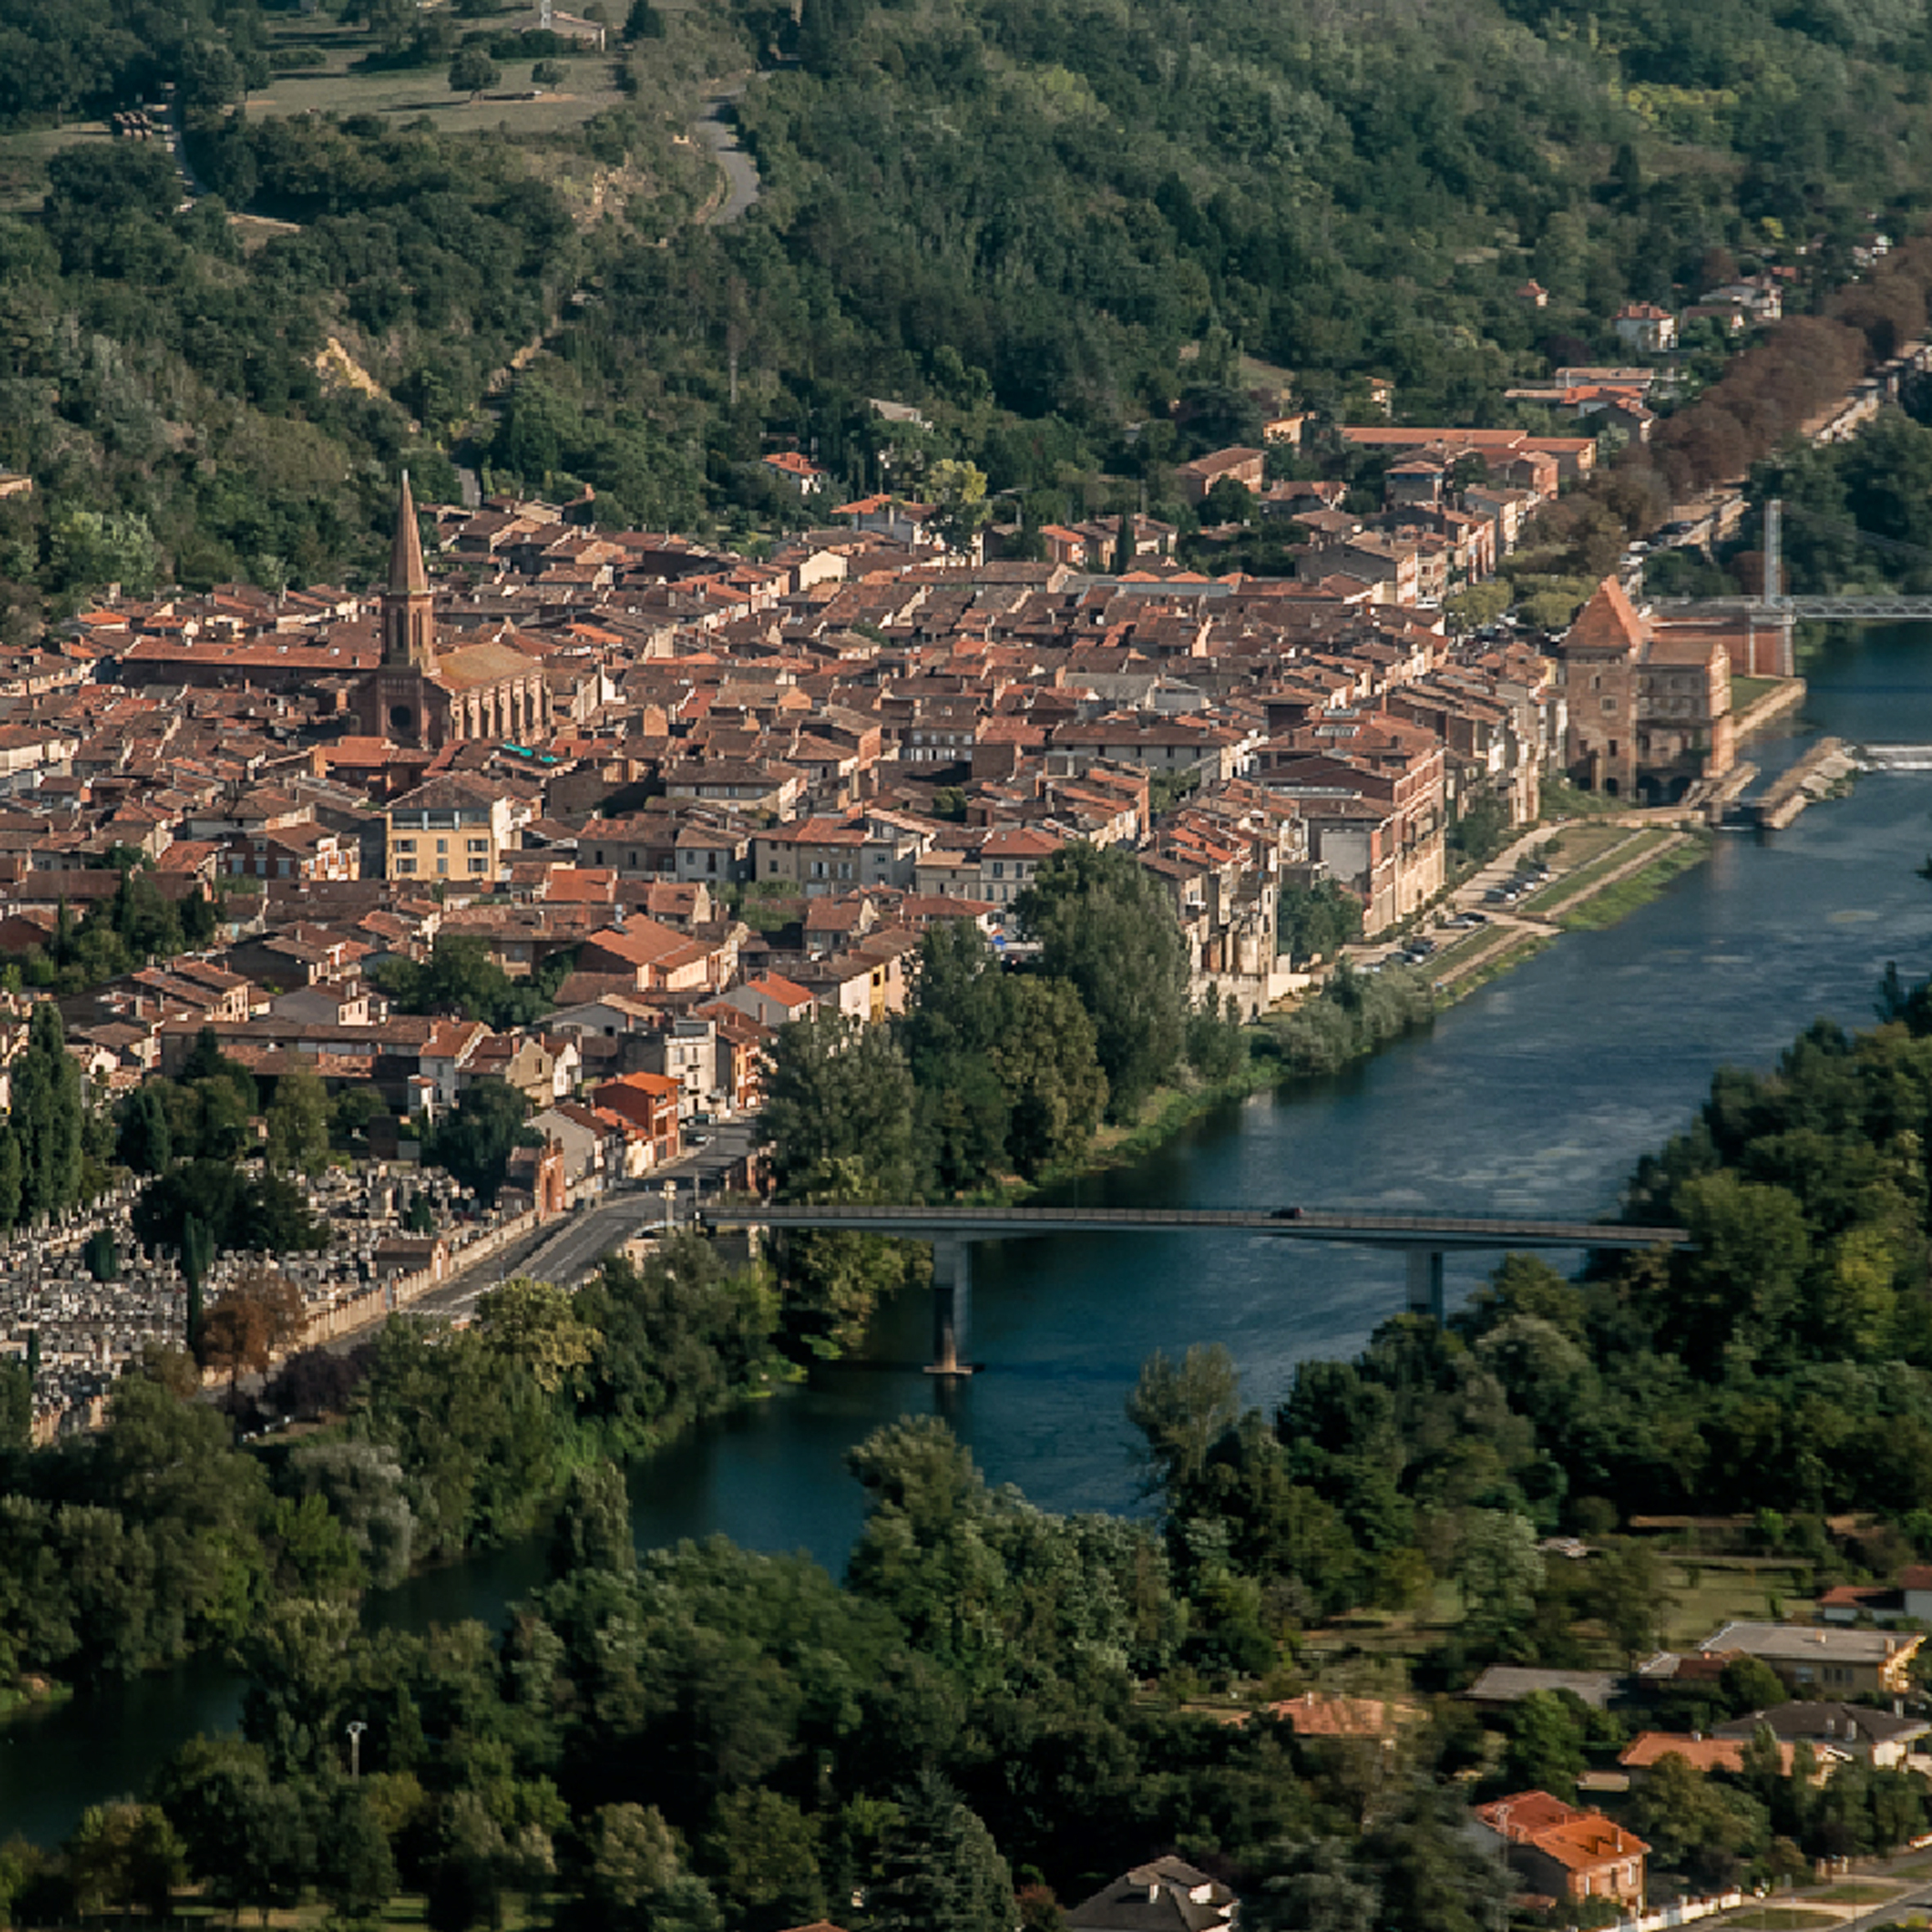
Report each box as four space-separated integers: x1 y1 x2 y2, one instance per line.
762 451 830 500
1474 1791 1647 1908
1617 1732 1824 1782
576 918 726 995
591 1070 682 1167
717 970 817 1031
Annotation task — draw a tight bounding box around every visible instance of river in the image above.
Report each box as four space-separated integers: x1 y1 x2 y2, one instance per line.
5 626 1932 1841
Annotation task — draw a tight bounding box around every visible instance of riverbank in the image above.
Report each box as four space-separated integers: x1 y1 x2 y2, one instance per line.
1012 812 1729 1195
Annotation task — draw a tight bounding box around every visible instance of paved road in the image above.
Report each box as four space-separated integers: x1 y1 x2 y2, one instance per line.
693 85 762 223
324 1121 761 1341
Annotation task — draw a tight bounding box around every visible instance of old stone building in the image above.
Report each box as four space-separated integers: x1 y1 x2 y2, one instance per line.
1558 576 1733 802
353 476 552 752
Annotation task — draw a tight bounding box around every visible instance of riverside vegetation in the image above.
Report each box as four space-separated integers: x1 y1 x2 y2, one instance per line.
16 969 1932 1922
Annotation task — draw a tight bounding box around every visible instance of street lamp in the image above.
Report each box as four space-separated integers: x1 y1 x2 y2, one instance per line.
346 1719 367 1779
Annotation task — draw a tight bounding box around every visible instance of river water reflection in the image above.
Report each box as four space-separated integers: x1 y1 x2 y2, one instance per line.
7 627 1932 1840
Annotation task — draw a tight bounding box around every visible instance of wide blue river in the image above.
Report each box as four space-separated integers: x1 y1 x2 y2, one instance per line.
5 624 1932 1840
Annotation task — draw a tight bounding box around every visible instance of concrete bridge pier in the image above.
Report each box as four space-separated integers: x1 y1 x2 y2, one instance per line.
1404 1248 1445 1323
928 1234 975 1375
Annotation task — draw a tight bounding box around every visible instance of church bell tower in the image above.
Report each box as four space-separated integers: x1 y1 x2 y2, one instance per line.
382 473 437 671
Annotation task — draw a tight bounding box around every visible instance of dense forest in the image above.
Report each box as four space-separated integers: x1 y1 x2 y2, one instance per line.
7 0 1932 619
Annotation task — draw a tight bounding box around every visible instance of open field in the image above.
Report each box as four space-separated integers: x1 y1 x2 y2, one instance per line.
247 63 629 136
0 123 112 212
1657 1561 1808 1647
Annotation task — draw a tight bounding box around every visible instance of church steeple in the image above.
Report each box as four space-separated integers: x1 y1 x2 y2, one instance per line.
382 473 437 670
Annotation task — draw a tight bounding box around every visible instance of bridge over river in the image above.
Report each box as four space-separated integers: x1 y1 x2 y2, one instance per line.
702 1203 1690 1372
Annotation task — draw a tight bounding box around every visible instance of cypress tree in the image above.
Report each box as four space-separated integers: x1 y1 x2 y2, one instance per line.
182 1213 211 1350
14 1004 83 1223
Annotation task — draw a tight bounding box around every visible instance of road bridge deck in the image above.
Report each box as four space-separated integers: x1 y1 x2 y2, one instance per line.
703 1202 1687 1251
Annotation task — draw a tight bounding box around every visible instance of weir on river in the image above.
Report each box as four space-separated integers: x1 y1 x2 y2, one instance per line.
7 624 1932 1842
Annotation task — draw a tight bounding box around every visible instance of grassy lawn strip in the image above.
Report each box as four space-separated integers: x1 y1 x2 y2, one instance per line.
1517 829 1665 914
1434 932 1553 1000
1813 1886 1906 1905
1732 674 1781 711
1721 1912 1840 1930
1539 821 1632 869
1557 838 1707 930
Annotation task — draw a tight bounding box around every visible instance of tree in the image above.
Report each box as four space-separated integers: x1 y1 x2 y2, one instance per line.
1127 1344 1241 1505
264 1069 330 1176
1277 881 1364 965
182 1211 213 1350
700 1789 825 1932
12 1002 83 1223
478 1275 596 1395
984 974 1108 1175
1456 1508 1544 1656
1449 793 1511 868
548 1457 635 1579
117 1084 172 1176
321 1784 398 1919
1594 1542 1672 1664
425 1077 535 1204
1202 474 1256 523
0 1358 27 1453
197 1265 307 1406
928 460 991 555
1015 844 1188 1120
581 1804 719 1932
765 1013 917 1198
65 1801 186 1921
449 48 501 99
1501 1691 1587 1800
866 1772 1013 1932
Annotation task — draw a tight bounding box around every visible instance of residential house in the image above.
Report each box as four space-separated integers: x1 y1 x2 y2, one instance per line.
1173 447 1267 509
762 452 830 501
717 971 817 1031
1617 1733 1817 1782
591 1071 682 1166
1462 1666 1623 1713
1710 1701 1929 1769
1064 1858 1238 1932
384 773 520 884
1473 1791 1647 1910
1693 1623 1923 1697
1611 303 1678 353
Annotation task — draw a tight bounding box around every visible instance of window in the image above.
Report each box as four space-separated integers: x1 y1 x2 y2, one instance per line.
396 858 416 874
1602 698 1617 712
436 838 447 854
436 858 448 875
467 838 487 853
469 858 487 874
394 838 416 851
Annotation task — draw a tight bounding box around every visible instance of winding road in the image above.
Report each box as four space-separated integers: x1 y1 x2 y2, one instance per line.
692 82 762 224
